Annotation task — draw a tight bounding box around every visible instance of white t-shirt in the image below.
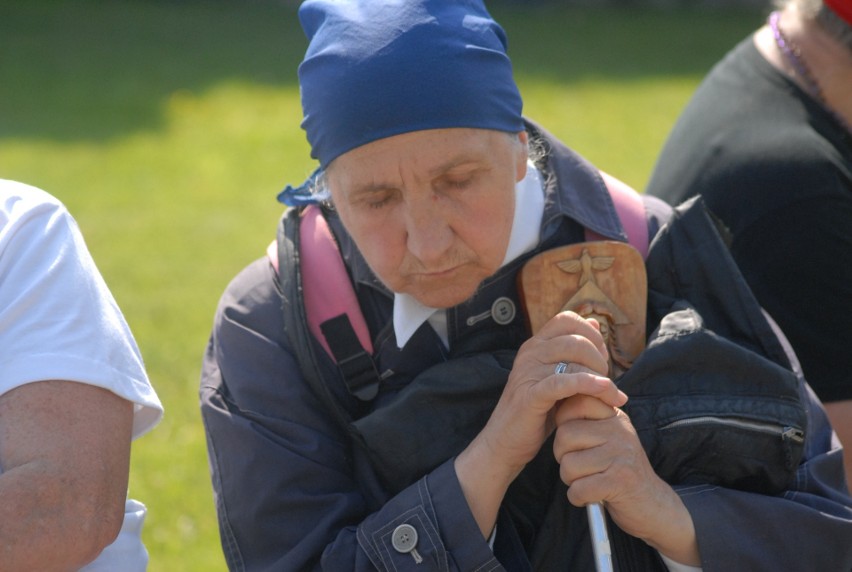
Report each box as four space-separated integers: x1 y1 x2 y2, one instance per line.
0 179 163 570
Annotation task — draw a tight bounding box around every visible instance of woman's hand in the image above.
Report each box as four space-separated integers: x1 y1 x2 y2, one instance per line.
455 312 627 537
478 312 626 474
553 395 701 566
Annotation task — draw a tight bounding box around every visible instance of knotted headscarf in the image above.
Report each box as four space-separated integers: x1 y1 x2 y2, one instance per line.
297 0 524 167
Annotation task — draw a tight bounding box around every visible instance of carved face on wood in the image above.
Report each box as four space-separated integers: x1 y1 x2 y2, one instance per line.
519 241 647 378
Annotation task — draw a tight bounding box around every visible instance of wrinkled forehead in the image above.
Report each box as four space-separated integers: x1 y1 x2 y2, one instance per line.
325 128 519 184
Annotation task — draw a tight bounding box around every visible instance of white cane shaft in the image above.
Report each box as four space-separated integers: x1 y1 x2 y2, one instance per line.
587 502 613 572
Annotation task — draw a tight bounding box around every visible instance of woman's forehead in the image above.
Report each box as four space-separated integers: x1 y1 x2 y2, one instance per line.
329 128 514 176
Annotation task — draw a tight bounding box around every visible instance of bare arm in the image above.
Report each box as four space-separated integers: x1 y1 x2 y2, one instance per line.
823 399 852 491
0 380 133 571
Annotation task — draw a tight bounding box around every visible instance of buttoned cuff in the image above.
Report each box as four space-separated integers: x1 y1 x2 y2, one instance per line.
355 459 501 571
429 459 502 569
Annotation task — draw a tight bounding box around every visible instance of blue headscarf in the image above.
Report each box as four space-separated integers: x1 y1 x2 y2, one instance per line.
297 0 525 168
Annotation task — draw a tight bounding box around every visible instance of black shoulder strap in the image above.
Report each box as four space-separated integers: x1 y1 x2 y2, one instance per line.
319 315 381 401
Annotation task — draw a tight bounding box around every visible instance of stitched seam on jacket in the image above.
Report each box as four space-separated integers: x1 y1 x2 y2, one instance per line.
418 478 449 571
201 394 246 572
356 524 383 569
370 508 433 571
677 485 719 497
471 559 503 572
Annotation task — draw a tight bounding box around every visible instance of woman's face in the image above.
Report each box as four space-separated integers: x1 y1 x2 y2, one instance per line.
327 127 528 309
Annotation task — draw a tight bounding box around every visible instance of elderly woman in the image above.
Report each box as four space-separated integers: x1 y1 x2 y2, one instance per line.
200 1 852 571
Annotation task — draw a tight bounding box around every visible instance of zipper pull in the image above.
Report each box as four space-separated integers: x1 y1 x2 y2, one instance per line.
781 426 805 444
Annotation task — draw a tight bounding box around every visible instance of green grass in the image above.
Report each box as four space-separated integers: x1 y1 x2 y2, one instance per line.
0 1 762 569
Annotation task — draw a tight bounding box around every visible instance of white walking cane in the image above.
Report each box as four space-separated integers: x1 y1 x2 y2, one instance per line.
554 361 614 572
588 502 613 572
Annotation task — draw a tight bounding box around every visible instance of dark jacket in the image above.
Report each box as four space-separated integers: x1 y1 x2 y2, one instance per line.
200 122 852 571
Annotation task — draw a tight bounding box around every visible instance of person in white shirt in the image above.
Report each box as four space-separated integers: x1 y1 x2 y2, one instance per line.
0 179 163 570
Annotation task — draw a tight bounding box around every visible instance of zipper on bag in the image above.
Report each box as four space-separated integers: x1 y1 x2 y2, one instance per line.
660 416 804 444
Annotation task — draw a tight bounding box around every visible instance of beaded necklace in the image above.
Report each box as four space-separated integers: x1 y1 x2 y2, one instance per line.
769 11 851 135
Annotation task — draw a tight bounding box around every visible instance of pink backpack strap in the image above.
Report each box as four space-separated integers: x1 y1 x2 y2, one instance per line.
586 171 650 259
267 205 373 358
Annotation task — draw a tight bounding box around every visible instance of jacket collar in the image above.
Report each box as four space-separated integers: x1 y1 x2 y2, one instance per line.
526 118 628 245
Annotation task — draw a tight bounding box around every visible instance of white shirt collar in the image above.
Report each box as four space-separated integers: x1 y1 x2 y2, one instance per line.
393 162 545 348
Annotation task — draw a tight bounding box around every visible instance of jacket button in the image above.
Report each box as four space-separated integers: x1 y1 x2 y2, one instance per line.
391 523 418 554
491 296 516 325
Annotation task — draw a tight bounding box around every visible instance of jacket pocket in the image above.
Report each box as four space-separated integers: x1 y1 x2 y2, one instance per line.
618 305 807 495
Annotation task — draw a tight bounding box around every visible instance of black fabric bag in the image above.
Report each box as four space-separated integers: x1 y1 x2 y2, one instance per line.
619 304 805 494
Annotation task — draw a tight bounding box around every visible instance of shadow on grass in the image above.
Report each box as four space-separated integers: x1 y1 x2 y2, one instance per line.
0 0 305 141
492 4 765 81
0 0 764 143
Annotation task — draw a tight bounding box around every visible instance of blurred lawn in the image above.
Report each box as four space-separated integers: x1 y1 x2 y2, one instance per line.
0 1 763 570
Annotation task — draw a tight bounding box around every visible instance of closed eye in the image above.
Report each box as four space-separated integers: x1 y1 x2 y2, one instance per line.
436 168 483 192
358 188 399 210
367 196 392 209
444 177 472 190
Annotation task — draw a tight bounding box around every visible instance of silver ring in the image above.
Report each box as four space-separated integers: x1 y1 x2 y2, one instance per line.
555 362 569 375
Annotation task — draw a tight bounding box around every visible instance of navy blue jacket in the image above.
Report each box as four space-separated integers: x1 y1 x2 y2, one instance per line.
200 123 852 571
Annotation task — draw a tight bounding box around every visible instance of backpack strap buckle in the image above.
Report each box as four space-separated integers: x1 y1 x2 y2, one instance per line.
321 315 381 401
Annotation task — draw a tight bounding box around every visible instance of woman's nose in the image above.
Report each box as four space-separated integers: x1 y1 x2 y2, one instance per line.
403 198 454 265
